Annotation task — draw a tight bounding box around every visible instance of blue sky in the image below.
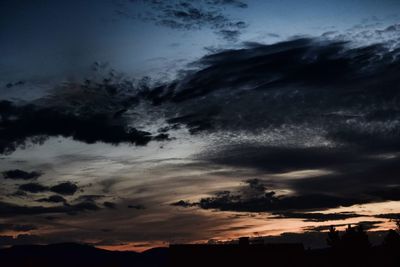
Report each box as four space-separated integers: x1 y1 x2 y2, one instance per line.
1 0 400 83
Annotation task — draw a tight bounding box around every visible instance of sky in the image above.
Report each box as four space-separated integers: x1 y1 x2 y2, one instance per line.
1 0 400 251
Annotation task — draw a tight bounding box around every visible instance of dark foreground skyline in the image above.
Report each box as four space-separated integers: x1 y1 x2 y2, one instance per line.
2 224 400 267
1 0 400 252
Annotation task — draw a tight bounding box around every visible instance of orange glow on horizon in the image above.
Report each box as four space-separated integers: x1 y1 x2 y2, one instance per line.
96 242 167 252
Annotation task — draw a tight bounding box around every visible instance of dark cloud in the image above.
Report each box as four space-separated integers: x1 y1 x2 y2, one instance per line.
304 221 383 232
115 0 248 41
166 113 215 134
2 183 101 217
4 37 399 156
37 195 67 203
66 201 100 215
153 133 172 141
171 200 196 208
127 204 145 210
205 0 248 8
19 183 48 193
194 191 359 212
196 146 400 209
131 38 398 160
199 146 366 173
169 38 400 103
18 182 79 196
172 178 398 213
375 213 400 220
0 201 99 217
273 212 362 222
218 29 242 42
0 101 152 154
2 169 41 180
0 69 186 154
0 201 65 216
137 37 400 172
286 157 400 200
50 182 78 196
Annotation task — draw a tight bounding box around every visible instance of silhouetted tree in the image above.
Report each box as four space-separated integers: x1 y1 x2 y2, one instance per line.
341 224 370 251
326 224 371 253
383 219 400 251
327 225 341 249
395 219 400 233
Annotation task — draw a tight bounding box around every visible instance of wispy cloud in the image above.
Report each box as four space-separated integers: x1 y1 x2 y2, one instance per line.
114 0 248 41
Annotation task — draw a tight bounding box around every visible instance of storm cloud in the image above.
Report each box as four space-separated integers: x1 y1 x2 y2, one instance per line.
0 100 153 154
142 37 400 156
3 37 400 154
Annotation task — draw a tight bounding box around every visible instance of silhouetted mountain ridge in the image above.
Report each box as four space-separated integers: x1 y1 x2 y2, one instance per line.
0 242 167 267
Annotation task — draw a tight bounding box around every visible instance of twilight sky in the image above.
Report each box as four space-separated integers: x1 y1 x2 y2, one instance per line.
1 0 400 251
